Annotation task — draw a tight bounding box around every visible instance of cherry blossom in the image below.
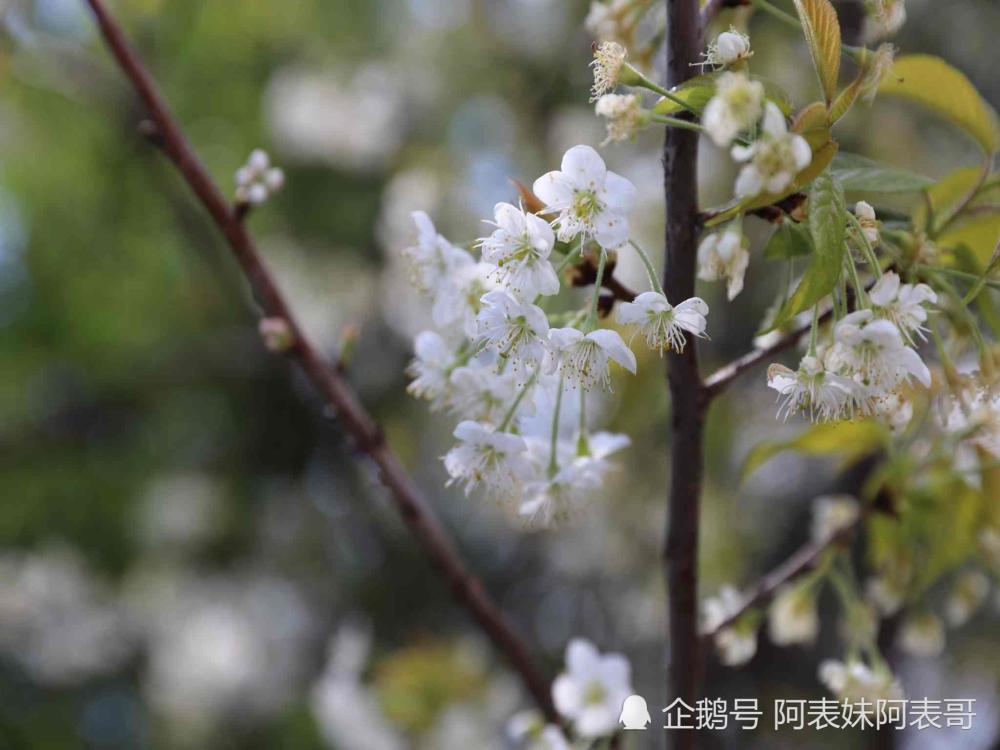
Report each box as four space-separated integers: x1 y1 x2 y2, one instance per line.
616 291 709 352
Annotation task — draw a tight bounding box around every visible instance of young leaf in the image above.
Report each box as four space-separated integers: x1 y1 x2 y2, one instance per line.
763 221 814 260
792 0 842 105
652 74 718 116
830 152 934 193
879 55 999 154
742 420 888 481
914 166 988 234
762 170 846 331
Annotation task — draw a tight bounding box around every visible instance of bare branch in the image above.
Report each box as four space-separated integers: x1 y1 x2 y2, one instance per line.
80 0 558 723
700 0 751 27
700 519 860 641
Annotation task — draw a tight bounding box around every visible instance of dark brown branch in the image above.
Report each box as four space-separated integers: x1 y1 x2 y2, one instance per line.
700 518 861 640
663 1 705 746
700 0 750 26
81 0 558 723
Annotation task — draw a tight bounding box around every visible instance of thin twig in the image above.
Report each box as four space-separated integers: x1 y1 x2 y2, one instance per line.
80 0 558 723
700 518 860 640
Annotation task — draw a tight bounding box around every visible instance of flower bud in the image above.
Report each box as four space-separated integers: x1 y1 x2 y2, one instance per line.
259 317 295 352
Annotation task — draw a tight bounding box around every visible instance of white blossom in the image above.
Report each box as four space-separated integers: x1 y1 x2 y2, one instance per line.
552 638 633 738
703 586 757 667
732 102 812 198
402 211 475 293
767 356 861 421
406 330 457 408
235 148 285 205
595 93 648 145
898 612 945 658
768 584 819 646
941 379 1000 459
865 575 905 617
864 0 906 42
697 226 750 300
811 495 860 542
479 202 560 300
475 290 550 372
944 570 990 627
616 292 708 352
446 365 521 424
547 327 637 390
443 421 533 498
533 145 636 249
868 271 937 343
702 71 764 148
590 41 628 100
518 432 630 527
872 390 914 434
826 310 931 393
819 659 903 703
698 27 753 69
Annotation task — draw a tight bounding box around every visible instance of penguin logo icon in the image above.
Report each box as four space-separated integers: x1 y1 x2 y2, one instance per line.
619 694 651 730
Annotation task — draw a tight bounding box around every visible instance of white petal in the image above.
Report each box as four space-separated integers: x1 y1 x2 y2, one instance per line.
548 326 584 351
592 211 630 249
762 101 787 138
533 172 574 209
869 271 900 306
601 171 637 213
493 202 523 236
792 135 813 170
587 329 637 374
560 145 607 189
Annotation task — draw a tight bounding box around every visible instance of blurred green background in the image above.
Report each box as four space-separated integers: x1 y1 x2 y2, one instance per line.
0 0 997 748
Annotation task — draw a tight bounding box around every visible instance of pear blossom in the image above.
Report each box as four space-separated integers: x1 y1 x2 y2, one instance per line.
819 659 903 703
698 27 753 69
944 570 990 627
702 71 764 148
475 290 550 372
868 271 937 343
732 102 812 198
811 495 860 542
703 586 758 667
431 260 496 337
854 201 880 246
443 421 533 498
616 292 708 352
507 710 571 750
898 612 945 658
941 379 1000 458
595 93 648 145
872 390 913 434
406 330 456 408
447 366 521 424
479 202 560 300
402 211 475 293
518 432 630 527
552 638 633 738
547 327 637 390
827 310 931 391
533 145 636 249
768 583 820 646
767 356 861 421
589 41 628 100
864 0 906 41
697 226 750 300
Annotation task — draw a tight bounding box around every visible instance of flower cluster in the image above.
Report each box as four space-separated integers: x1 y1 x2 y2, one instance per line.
235 148 285 206
403 145 708 527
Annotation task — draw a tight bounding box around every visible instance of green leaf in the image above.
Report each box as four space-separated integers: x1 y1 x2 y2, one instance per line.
652 75 793 117
793 0 842 105
879 55 999 154
914 166 985 233
763 220 814 260
742 420 888 481
939 214 1000 266
830 152 934 193
763 170 846 331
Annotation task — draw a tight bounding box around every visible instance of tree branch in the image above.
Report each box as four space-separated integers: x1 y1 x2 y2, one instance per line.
700 0 750 26
80 0 558 723
663 1 705 746
700 518 861 641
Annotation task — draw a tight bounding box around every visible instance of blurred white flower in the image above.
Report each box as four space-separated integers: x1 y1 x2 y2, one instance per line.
697 225 750 300
533 145 636 249
552 638 633 738
819 659 903 703
595 93 647 145
827 310 931 392
868 271 937 344
235 148 284 205
731 102 811 197
865 575 905 617
475 290 550 372
589 41 628 100
767 356 861 422
407 330 458 408
507 710 571 750
444 420 533 497
703 585 758 667
898 611 945 658
768 583 819 646
854 201 880 246
616 291 708 352
941 378 1000 459
864 0 906 42
702 71 763 148
402 211 475 294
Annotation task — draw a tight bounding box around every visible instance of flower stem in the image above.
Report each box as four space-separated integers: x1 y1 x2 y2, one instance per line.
577 387 590 456
845 255 868 307
629 239 665 295
498 367 539 432
548 374 565 478
585 248 608 332
555 236 585 274
751 0 802 29
650 113 707 135
846 212 883 278
808 304 820 356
